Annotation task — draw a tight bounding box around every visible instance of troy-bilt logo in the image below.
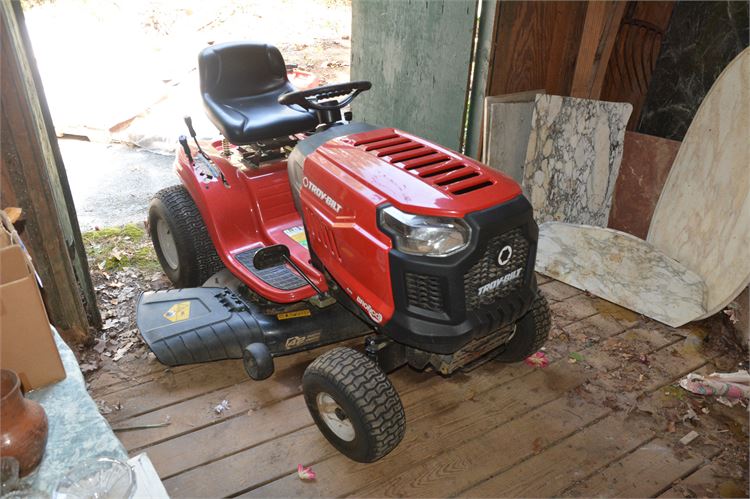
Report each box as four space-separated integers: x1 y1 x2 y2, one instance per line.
477 268 522 296
356 296 383 323
302 177 342 213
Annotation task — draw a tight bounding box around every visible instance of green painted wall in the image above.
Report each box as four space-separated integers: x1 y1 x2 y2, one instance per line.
351 0 478 151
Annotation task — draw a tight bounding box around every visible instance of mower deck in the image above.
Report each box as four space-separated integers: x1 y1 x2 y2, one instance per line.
137 286 371 366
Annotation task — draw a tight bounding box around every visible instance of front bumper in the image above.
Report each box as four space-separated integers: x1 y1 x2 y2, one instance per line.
380 195 538 354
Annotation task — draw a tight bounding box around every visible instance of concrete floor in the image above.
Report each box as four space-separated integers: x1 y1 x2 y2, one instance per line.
60 139 177 231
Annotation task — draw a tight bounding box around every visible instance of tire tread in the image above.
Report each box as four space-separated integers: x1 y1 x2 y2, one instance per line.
151 185 223 286
304 347 405 462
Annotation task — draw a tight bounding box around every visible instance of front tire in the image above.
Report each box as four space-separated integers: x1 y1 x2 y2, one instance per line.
495 292 551 362
148 185 224 287
303 347 405 463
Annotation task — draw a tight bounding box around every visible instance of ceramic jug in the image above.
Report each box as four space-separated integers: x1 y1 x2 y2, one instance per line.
0 369 48 477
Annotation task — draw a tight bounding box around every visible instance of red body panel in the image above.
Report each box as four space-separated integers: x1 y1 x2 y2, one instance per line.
327 128 522 217
300 149 395 324
298 127 524 325
175 127 524 324
175 141 326 303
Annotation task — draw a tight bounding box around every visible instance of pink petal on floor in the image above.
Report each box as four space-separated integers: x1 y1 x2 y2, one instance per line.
524 351 549 368
297 464 317 481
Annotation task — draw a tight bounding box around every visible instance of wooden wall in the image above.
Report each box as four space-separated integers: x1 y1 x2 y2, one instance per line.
1 1 100 343
600 2 675 129
484 1 674 126
487 2 588 98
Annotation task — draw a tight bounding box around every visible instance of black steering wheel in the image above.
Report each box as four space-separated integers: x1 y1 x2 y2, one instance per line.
278 81 371 111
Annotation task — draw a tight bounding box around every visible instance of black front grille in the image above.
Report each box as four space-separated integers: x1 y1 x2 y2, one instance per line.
464 228 529 310
405 272 444 311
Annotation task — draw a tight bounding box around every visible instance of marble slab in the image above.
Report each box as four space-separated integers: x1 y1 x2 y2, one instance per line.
648 48 750 320
482 90 543 185
637 1 749 141
607 132 681 239
523 94 632 227
536 222 707 327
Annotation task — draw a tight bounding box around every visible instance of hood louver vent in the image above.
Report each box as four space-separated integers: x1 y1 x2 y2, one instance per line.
353 132 494 196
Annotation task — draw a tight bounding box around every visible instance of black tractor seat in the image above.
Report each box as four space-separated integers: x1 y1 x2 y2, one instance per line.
198 42 318 145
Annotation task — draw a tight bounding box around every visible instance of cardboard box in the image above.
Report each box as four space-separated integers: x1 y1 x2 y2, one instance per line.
0 216 65 391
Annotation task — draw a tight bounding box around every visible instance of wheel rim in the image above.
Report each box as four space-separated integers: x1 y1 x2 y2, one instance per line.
316 392 355 442
156 218 179 270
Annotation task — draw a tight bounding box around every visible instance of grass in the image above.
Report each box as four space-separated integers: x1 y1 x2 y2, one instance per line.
83 223 161 272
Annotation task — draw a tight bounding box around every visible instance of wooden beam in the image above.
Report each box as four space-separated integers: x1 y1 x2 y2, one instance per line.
570 0 628 99
1 0 98 343
600 1 675 129
11 2 101 330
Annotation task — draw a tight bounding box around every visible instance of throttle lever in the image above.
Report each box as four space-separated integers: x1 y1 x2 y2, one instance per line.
183 116 208 159
178 135 193 164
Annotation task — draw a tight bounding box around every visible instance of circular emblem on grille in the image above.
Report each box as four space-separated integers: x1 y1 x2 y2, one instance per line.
497 245 513 265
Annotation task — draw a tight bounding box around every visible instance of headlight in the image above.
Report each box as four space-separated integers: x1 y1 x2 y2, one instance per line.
379 206 471 257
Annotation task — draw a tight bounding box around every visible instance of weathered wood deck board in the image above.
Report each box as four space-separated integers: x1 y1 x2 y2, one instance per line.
352 347 705 498
232 314 696 497
561 439 716 498
102 339 362 423
157 353 536 488
241 366 589 498
117 339 388 452
102 280 744 498
459 414 655 497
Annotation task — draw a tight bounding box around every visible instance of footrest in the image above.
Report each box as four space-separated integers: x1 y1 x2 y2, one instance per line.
235 247 307 291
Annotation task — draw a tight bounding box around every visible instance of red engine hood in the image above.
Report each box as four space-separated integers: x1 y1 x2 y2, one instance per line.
312 127 522 217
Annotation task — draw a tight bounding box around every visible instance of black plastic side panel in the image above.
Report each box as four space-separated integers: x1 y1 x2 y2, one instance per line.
137 287 371 366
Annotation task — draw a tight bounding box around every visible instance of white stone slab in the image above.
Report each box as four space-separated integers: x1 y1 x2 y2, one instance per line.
482 90 543 185
648 48 750 319
537 222 707 327
523 95 632 227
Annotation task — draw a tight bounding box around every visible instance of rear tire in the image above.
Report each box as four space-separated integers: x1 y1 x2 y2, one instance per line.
149 185 224 287
303 347 405 463
495 292 551 362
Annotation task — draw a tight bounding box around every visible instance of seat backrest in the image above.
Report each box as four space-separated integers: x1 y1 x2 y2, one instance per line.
199 42 288 100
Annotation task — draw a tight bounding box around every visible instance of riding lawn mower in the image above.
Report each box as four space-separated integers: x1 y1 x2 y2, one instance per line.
136 41 551 463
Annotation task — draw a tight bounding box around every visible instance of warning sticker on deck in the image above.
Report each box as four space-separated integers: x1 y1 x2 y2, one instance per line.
283 226 308 249
164 301 191 322
277 309 312 320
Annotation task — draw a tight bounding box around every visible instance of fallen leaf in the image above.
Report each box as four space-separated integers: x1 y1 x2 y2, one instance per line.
93 338 108 354
113 341 134 361
568 352 584 364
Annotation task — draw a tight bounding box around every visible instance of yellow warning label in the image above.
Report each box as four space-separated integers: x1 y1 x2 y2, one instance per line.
283 226 309 249
277 309 312 320
163 301 191 322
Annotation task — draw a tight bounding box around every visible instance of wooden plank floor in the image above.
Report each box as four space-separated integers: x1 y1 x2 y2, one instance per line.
92 278 749 497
